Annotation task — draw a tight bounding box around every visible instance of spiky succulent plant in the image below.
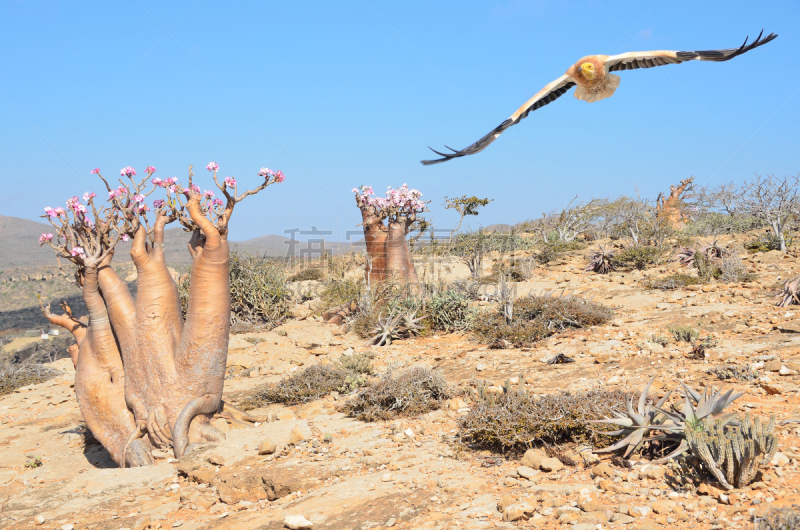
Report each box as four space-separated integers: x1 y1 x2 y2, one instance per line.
370 311 424 346
585 246 616 274
592 378 743 460
777 277 800 307
676 241 724 269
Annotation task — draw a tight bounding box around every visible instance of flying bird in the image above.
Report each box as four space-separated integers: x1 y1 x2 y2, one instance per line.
421 30 777 165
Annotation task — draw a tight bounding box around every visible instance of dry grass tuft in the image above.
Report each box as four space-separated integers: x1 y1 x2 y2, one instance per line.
757 506 800 530
341 366 451 422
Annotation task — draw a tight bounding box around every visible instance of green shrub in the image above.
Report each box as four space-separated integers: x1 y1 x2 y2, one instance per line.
427 290 475 332
0 364 62 396
179 252 290 329
694 252 722 283
319 278 364 313
642 274 700 290
745 232 791 253
668 325 699 343
24 456 42 468
459 385 630 450
339 352 374 375
615 245 665 270
341 366 451 422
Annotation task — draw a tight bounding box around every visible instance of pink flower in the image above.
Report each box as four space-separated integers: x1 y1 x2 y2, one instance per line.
137 203 149 213
169 185 177 193
53 207 66 216
121 234 130 242
44 207 56 217
153 199 165 209
133 194 144 203
203 190 215 199
91 168 100 174
39 233 53 244
212 198 224 207
71 246 85 257
207 161 219 172
120 166 136 177
224 176 236 188
145 166 156 174
151 177 163 186
83 191 96 201
191 184 201 193
166 176 178 185
274 170 285 183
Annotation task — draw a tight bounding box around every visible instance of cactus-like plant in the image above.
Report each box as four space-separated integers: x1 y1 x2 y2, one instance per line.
686 412 778 489
585 246 616 274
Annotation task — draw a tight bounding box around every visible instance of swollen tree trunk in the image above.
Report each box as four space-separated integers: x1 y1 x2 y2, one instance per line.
386 218 417 284
359 208 388 284
172 197 231 457
77 266 153 467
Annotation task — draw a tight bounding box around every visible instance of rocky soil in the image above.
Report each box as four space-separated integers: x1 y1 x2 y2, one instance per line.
3 240 800 529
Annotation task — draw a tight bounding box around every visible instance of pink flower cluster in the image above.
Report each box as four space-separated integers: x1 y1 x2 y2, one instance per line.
145 166 156 174
91 168 100 174
224 176 236 188
207 161 219 172
203 190 215 199
353 184 424 214
109 186 128 199
153 199 166 209
67 196 87 215
83 191 96 202
44 206 66 217
39 233 53 244
211 198 224 207
258 167 286 183
71 247 85 257
152 176 178 188
121 234 130 242
120 166 136 177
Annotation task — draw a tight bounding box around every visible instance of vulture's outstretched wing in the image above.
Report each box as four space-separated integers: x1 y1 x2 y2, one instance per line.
421 75 575 165
606 30 777 72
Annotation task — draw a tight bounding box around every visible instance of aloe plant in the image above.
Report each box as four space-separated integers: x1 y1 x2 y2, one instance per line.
370 310 423 346
585 246 616 274
592 378 743 461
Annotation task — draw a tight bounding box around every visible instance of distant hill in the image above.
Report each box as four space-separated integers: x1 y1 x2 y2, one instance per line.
0 215 354 270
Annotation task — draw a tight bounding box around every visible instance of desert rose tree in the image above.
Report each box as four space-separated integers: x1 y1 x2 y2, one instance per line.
38 162 285 466
353 184 426 284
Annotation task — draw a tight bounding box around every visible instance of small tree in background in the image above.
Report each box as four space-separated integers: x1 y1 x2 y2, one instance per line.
736 174 800 252
443 195 492 242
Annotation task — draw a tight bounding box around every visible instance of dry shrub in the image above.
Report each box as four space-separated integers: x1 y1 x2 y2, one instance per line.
615 244 664 270
319 278 364 313
448 278 481 300
459 388 629 451
341 366 451 422
757 506 800 530
472 293 612 347
179 252 290 329
0 364 62 396
240 364 359 409
288 268 326 282
642 274 700 290
721 251 754 283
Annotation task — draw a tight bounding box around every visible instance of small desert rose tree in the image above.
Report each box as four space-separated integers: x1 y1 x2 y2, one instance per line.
353 184 427 284
38 162 285 466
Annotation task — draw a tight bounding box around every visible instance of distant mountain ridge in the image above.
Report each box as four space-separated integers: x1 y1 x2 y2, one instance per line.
0 216 353 270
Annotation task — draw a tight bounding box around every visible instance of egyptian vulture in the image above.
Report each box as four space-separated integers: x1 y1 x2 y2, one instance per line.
421 30 777 165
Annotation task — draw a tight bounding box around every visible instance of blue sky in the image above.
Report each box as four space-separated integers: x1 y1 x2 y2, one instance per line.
1 1 798 242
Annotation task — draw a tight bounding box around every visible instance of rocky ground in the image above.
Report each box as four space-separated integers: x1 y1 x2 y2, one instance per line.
3 238 800 529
